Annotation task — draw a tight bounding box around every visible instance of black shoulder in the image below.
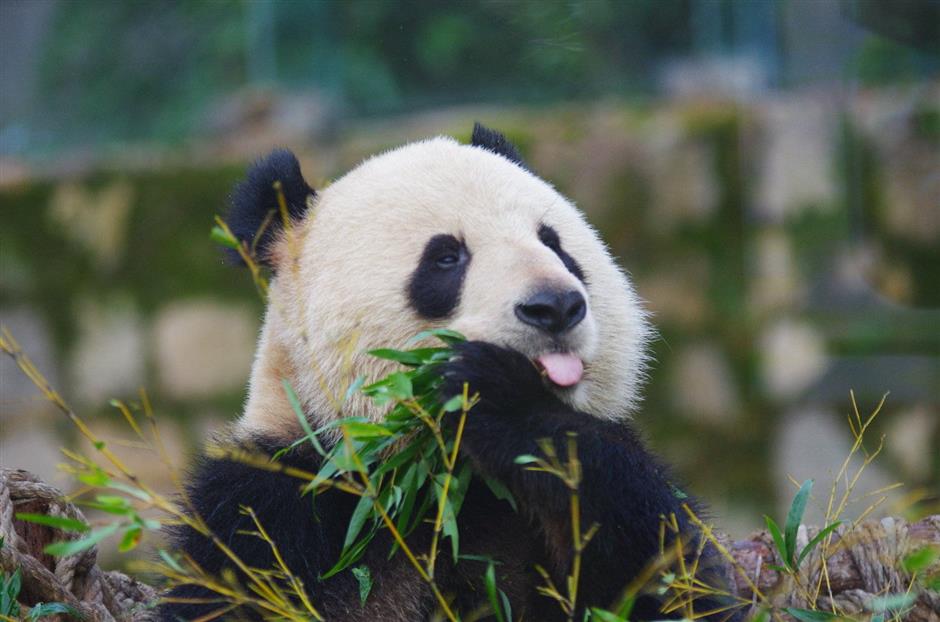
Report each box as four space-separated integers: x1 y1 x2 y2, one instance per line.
225 149 314 268
470 123 528 170
157 438 353 621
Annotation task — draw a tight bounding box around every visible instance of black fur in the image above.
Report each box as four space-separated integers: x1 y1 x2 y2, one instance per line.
160 343 739 621
407 234 471 319
439 342 739 620
225 149 314 267
470 122 528 169
538 223 586 283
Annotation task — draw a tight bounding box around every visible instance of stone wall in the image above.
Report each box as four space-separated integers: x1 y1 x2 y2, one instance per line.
1 85 937 541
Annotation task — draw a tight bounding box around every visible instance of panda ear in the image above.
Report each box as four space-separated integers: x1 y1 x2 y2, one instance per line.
470 122 528 170
225 149 314 268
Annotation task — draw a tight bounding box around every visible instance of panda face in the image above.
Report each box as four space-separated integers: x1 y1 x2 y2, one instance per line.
239 136 650 438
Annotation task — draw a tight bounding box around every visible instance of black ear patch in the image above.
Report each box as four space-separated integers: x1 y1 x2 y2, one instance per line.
470 122 528 170
225 149 314 267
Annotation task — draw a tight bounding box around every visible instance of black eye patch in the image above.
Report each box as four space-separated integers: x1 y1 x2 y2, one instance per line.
538 224 585 282
407 234 471 319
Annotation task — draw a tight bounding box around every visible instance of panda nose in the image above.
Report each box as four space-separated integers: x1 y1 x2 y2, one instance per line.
515 289 586 335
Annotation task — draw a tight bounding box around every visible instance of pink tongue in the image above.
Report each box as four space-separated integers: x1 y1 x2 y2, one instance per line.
536 353 584 387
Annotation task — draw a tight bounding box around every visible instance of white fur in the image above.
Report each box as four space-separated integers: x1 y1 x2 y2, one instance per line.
236 137 651 440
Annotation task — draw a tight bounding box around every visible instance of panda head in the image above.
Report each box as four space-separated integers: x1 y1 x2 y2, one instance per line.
229 125 650 440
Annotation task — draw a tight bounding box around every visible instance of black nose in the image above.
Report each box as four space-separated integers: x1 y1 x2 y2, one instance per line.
515 289 586 335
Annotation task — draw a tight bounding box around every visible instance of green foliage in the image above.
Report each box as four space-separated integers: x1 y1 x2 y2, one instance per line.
483 561 512 622
285 329 480 584
784 607 842 622
1 565 21 618
351 565 372 605
763 479 843 573
1 537 85 620
30 0 698 150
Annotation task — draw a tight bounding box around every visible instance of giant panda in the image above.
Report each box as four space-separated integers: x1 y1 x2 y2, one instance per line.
159 125 738 621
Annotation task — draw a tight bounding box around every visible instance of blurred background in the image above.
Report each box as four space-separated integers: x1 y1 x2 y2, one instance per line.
1 0 938 553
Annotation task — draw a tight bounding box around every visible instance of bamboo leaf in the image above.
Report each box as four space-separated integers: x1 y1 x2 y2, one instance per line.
484 562 507 622
902 545 939 573
44 523 120 557
784 479 813 567
210 225 240 249
764 515 788 570
15 513 89 533
343 494 375 551
351 565 372 605
783 608 842 621
797 521 842 568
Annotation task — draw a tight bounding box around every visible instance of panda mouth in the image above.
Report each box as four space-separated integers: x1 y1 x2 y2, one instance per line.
535 352 584 387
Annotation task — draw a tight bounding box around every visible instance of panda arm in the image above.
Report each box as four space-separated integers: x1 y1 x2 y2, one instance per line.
441 341 735 619
157 443 356 621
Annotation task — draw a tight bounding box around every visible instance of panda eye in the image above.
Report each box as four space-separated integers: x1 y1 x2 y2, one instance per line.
537 223 586 282
435 253 460 269
538 224 561 250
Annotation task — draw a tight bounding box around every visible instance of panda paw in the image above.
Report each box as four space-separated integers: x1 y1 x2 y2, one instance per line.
439 341 549 415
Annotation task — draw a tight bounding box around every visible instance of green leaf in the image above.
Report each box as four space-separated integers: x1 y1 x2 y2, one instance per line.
282 379 327 456
442 394 464 412
158 549 184 573
797 521 842 568
27 602 85 620
368 348 446 366
344 494 375 551
405 328 466 346
343 375 366 405
749 607 771 622
589 609 628 622
77 468 109 487
783 607 842 621
342 421 394 439
484 562 507 622
387 372 413 400
351 565 372 605
669 483 688 500
514 454 540 465
867 592 917 613
15 513 89 533
44 523 120 557
210 225 240 249
784 479 813 567
764 515 788 570
903 545 940 573
118 525 142 552
613 594 635 619
321 536 371 579
482 475 517 512
103 481 151 502
1 567 21 617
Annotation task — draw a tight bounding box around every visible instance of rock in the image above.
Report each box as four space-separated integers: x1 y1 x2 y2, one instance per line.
69 298 145 405
153 300 258 399
750 228 804 314
648 120 718 232
853 87 940 245
671 341 741 423
47 180 134 270
756 94 837 222
760 319 828 401
886 404 937 481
